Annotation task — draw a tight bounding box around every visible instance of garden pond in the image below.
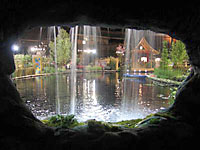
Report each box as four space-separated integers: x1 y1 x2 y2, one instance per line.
14 72 171 122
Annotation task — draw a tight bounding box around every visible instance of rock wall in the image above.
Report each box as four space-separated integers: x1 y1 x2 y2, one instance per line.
0 1 200 149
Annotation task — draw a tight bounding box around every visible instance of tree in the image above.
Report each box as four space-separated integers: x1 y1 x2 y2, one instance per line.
171 40 188 69
160 41 170 69
49 28 71 67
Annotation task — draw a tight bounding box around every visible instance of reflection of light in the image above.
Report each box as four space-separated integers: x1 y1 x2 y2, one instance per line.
140 46 143 50
78 49 96 54
87 80 90 94
92 80 97 105
84 49 96 54
139 84 143 97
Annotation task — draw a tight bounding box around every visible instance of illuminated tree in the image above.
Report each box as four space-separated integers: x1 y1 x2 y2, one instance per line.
160 41 170 69
49 28 71 67
171 40 188 69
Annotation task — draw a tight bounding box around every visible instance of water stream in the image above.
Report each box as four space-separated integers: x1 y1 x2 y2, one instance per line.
70 26 78 114
124 29 157 73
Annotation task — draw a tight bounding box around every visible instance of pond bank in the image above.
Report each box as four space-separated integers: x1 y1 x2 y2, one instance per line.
12 69 118 80
147 75 181 87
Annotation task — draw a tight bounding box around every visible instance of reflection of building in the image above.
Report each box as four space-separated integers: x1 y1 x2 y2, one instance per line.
131 37 159 72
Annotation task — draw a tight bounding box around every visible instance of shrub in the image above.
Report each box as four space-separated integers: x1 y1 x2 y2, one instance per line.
43 66 55 73
154 68 184 81
108 57 116 70
85 65 102 71
45 114 79 128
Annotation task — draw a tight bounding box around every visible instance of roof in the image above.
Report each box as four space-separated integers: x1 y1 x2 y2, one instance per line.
132 37 159 55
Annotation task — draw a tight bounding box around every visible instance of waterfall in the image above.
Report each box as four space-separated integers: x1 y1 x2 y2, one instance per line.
124 29 157 73
70 26 78 115
53 26 61 115
39 27 43 46
121 29 158 120
82 25 101 67
69 25 101 115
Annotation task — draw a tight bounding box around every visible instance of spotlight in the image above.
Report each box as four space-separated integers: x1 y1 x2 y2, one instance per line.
12 44 19 52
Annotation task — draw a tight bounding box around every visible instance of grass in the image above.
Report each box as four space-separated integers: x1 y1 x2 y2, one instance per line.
42 114 83 128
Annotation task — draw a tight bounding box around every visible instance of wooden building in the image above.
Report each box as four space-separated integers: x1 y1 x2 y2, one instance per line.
131 37 159 72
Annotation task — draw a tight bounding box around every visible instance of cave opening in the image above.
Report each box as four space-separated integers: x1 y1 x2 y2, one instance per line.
11 25 189 124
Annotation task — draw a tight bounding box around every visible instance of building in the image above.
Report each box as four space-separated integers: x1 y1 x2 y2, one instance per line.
131 37 159 72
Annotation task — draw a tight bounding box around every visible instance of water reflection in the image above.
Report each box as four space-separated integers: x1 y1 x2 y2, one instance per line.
14 73 170 122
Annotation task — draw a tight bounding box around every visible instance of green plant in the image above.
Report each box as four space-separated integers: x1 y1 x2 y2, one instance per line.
108 57 116 70
171 40 188 69
14 54 33 69
160 41 171 69
168 87 178 105
154 68 184 81
49 28 71 67
43 66 55 73
114 119 143 128
85 65 102 71
45 114 79 128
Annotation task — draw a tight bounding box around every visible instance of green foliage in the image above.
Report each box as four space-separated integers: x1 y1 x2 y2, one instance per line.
160 41 170 69
171 40 188 69
42 115 143 130
155 40 188 81
154 68 184 81
13 54 34 77
14 54 33 68
42 112 177 130
108 57 116 70
85 65 102 71
168 87 178 105
44 114 79 128
49 28 71 67
43 66 55 73
114 119 143 128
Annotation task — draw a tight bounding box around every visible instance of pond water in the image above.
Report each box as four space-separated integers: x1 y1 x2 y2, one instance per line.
14 72 171 122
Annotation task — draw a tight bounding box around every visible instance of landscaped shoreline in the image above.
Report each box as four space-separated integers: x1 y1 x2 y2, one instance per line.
147 75 181 87
12 70 183 88
12 69 118 80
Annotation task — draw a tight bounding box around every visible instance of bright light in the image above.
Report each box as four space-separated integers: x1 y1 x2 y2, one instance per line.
155 58 161 62
31 47 36 51
116 51 123 54
84 49 96 54
31 46 43 51
12 44 19 51
141 57 147 62
82 40 86 44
